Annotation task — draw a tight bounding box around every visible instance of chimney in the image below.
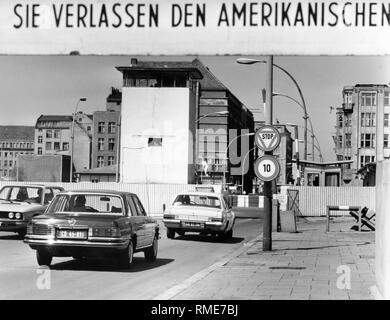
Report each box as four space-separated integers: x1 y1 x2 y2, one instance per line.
130 58 138 66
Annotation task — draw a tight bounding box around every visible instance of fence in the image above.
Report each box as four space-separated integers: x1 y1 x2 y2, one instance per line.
0 181 221 215
0 181 376 217
288 186 376 217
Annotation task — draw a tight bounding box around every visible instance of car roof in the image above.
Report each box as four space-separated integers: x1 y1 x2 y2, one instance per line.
0 184 61 188
176 191 223 197
58 189 136 196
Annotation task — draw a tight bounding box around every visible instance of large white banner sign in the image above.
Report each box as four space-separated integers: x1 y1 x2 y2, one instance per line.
0 0 389 55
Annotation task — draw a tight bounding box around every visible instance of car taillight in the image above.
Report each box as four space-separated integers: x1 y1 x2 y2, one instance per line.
27 223 33 234
90 227 121 237
164 214 175 219
210 217 223 222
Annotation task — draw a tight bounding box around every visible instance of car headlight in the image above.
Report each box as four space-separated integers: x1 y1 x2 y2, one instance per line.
15 212 22 220
8 212 14 219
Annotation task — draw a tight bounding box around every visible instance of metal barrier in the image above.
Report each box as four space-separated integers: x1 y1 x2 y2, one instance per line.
326 205 361 232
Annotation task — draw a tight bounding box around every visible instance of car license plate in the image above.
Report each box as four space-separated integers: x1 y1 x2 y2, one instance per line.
183 222 204 229
57 229 87 240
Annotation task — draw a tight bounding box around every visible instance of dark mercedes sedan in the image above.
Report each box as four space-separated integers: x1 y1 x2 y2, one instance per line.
24 190 159 268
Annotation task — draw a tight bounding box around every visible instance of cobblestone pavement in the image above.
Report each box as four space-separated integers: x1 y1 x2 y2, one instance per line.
171 218 376 300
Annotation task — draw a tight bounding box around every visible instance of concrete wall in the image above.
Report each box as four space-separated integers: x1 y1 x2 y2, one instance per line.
121 87 195 184
375 160 390 299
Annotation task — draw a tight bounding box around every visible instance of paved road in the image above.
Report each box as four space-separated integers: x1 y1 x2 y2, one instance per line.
0 217 262 300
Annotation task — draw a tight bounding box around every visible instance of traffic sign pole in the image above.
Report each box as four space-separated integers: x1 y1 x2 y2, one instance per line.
263 55 273 252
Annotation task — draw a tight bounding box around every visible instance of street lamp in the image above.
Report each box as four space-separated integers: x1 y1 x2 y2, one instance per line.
286 122 323 162
237 58 309 161
237 56 274 251
196 110 229 122
70 97 87 182
285 124 301 185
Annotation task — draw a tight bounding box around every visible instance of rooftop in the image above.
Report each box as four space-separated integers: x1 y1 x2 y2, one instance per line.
37 115 73 122
0 126 35 141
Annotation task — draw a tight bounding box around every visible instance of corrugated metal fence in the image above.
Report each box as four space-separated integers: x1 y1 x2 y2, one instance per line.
288 186 376 217
0 181 221 215
0 181 375 216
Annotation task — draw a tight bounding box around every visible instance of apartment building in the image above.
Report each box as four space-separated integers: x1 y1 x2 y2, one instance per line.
334 84 390 185
0 126 34 180
34 114 93 176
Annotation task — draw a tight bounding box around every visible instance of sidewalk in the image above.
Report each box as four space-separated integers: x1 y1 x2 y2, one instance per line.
169 218 376 300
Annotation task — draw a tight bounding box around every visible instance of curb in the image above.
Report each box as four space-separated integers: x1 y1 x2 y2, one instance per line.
153 233 263 300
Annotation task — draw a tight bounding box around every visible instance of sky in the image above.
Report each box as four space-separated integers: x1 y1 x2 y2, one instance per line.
1 55 389 161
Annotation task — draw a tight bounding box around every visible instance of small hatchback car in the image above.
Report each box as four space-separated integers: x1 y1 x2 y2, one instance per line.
24 190 159 268
162 192 235 240
0 184 64 237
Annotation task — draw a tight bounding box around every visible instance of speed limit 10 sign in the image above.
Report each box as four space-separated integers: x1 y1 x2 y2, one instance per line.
255 125 281 152
254 155 280 181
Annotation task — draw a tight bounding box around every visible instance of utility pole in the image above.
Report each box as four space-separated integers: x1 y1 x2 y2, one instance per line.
263 56 273 251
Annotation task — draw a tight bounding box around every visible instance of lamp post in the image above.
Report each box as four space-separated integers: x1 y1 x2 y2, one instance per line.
285 123 300 185
237 58 309 161
70 97 87 182
286 122 323 162
196 110 229 184
237 56 274 251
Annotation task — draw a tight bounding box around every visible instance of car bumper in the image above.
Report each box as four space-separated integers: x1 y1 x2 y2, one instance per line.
24 235 129 249
162 219 227 232
0 219 27 231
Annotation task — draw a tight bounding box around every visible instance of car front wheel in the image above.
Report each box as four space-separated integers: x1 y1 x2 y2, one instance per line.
167 228 175 239
144 236 158 262
37 250 52 266
225 229 233 240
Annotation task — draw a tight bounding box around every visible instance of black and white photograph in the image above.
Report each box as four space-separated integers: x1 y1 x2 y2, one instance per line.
0 0 389 309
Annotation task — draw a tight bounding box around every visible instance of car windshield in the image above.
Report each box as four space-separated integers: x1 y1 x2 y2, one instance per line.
173 194 222 209
46 194 124 215
0 186 43 203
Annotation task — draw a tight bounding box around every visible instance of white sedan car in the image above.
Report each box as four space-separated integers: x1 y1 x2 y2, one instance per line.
162 192 235 240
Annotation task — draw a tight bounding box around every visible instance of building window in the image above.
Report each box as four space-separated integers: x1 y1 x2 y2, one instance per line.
46 130 52 138
108 156 115 166
98 122 105 133
4 161 7 167
384 114 389 127
108 138 115 151
385 134 389 148
98 138 104 151
148 137 162 147
345 134 351 148
97 156 104 168
108 122 116 134
37 147 42 155
344 92 352 104
361 112 376 127
360 133 375 148
385 92 390 106
54 130 60 139
338 136 343 149
87 126 91 132
361 92 377 107
54 142 60 151
337 114 343 128
46 142 52 151
63 142 69 151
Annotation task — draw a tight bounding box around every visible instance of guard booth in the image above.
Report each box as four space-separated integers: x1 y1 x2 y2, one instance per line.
296 159 353 186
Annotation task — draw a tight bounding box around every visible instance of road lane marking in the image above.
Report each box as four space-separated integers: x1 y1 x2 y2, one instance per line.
153 232 263 300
